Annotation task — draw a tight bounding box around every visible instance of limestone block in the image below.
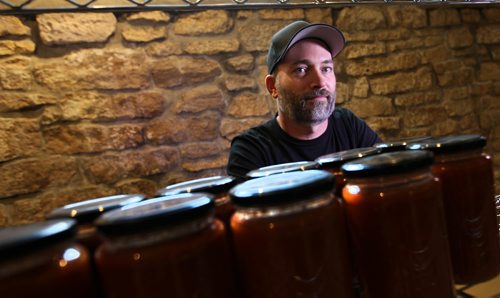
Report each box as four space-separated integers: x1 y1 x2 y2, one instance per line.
434 119 462 136
224 74 256 92
115 179 158 198
173 10 233 35
36 13 116 45
239 22 286 52
174 84 225 113
0 204 11 227
0 92 57 112
180 142 222 159
366 116 401 132
126 11 171 22
183 39 240 55
305 8 333 24
344 42 386 59
370 67 433 95
43 123 144 154
0 157 78 199
146 111 221 144
479 62 500 81
483 8 500 22
477 25 500 44
258 9 305 20
59 91 166 121
0 118 41 162
82 147 179 184
0 39 36 56
227 92 271 117
182 155 228 172
352 77 369 98
345 52 420 76
437 67 474 87
387 6 427 29
0 16 30 37
0 56 33 90
420 45 451 65
374 29 411 41
429 8 460 27
336 82 349 104
404 106 447 128
447 27 474 49
337 7 386 31
220 117 265 141
224 54 254 72
122 23 167 43
33 49 150 90
492 47 500 61
146 40 183 57
151 56 221 89
460 8 481 23
344 96 394 118
395 91 441 107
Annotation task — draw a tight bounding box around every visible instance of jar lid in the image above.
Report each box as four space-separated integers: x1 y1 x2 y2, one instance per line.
246 161 320 179
95 193 214 236
46 194 145 224
315 147 381 169
156 176 237 197
341 150 434 178
230 170 335 207
407 134 486 153
0 219 77 258
374 136 432 153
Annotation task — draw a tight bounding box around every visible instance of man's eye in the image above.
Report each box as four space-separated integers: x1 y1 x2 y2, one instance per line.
322 66 333 72
295 67 306 74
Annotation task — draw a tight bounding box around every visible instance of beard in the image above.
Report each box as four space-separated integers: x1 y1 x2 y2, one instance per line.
276 86 336 125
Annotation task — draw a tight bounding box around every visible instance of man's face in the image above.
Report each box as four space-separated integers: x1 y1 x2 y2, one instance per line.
273 39 336 125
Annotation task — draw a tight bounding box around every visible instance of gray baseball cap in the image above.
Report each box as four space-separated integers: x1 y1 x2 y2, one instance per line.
267 21 346 74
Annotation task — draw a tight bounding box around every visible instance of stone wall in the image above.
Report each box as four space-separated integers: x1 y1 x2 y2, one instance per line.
0 6 499 226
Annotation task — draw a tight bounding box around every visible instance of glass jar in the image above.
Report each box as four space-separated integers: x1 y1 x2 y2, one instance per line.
245 160 320 179
0 219 96 298
94 193 236 298
156 176 237 227
341 150 455 298
46 194 145 253
373 136 432 153
408 135 500 285
315 147 380 198
230 170 354 298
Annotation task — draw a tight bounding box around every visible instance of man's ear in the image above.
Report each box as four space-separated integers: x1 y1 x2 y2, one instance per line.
265 74 278 99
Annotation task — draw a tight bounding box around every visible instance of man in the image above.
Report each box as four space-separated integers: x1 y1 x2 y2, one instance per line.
227 21 381 180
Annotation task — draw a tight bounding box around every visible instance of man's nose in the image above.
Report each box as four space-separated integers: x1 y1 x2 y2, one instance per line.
309 68 327 89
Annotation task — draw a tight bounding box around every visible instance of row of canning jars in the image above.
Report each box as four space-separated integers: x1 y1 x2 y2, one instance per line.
0 134 498 298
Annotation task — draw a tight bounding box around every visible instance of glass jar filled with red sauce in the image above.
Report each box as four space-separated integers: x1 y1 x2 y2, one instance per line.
156 176 237 227
46 194 145 253
373 136 432 153
94 193 236 298
408 135 500 285
0 219 96 298
245 160 320 179
315 147 381 198
341 150 456 298
230 170 354 298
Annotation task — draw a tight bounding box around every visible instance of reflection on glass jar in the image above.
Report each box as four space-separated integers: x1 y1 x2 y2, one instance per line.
342 150 455 298
230 170 354 298
0 219 96 298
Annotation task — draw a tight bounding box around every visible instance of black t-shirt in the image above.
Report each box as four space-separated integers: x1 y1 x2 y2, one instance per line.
226 108 382 180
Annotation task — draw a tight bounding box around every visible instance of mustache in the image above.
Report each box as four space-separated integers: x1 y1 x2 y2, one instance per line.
303 89 332 100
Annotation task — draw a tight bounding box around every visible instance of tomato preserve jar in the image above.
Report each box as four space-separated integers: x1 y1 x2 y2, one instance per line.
315 147 380 198
94 193 236 298
46 194 145 253
0 219 96 298
230 170 354 298
156 176 237 227
341 150 455 298
408 135 500 285
245 160 320 179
